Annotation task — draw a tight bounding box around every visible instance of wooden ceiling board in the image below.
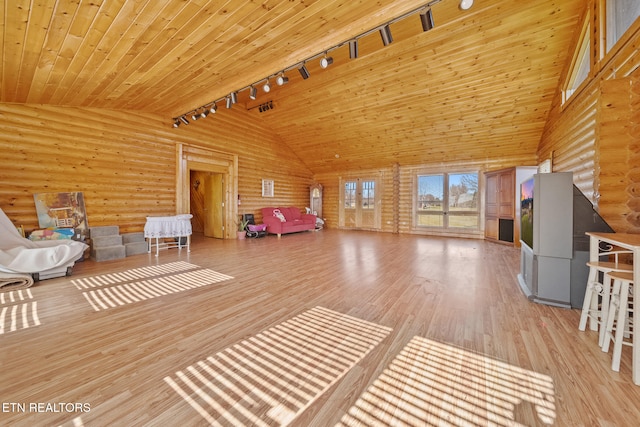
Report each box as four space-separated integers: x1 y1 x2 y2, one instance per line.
1 0 585 174
32 0 123 105
2 0 31 101
54 0 171 106
143 0 428 114
97 0 280 105
134 0 337 112
1 0 441 110
68 0 208 106
251 0 584 173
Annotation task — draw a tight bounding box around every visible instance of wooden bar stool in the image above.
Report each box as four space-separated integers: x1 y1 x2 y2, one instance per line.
602 271 634 372
578 250 632 347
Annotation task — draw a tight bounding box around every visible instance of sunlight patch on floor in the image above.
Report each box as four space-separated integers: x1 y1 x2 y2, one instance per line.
70 261 200 289
74 263 233 311
0 288 40 334
165 306 392 426
338 336 556 426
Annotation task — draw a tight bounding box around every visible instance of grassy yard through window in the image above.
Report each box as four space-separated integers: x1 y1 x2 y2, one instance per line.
417 207 478 229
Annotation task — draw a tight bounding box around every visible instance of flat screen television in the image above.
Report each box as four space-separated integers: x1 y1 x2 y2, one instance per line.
520 177 534 249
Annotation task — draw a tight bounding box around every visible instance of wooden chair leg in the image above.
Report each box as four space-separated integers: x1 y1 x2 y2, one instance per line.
602 278 622 354
598 273 612 347
611 282 631 372
579 267 599 331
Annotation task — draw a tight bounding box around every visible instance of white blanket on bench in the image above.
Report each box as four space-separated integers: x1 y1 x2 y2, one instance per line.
0 208 87 276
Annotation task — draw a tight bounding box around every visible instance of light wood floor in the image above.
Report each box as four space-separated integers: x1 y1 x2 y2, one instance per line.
1 230 639 426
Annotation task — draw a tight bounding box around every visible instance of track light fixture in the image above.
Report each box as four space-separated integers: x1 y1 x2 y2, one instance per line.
459 0 473 10
420 8 435 31
298 64 310 79
379 25 393 46
276 74 289 85
349 40 359 59
172 0 472 128
320 55 333 69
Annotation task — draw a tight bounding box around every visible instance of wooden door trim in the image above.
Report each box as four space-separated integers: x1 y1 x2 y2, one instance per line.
338 174 382 230
176 144 238 239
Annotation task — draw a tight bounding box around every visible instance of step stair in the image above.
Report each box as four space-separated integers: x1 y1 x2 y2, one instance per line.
89 225 120 238
89 226 126 262
122 232 148 257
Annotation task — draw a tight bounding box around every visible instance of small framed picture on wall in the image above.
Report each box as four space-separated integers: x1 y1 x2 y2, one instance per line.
262 179 274 197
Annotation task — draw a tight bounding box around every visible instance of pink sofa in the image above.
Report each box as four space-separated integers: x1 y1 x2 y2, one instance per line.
261 207 316 237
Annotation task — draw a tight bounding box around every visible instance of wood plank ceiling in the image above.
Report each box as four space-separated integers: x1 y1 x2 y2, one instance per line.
1 0 584 174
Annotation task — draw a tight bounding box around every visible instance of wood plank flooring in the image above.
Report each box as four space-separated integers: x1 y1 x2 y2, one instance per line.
1 230 639 426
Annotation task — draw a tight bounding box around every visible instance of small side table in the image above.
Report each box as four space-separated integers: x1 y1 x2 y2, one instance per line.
144 214 193 256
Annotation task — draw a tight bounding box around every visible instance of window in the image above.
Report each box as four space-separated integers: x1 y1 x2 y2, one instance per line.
416 174 444 227
606 0 640 52
344 181 356 208
416 172 479 230
362 181 375 210
563 18 590 103
563 1 640 103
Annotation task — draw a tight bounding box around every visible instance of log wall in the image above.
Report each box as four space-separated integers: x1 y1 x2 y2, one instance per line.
628 73 640 232
539 12 640 233
0 103 313 235
314 155 537 235
3 8 638 238
597 78 633 231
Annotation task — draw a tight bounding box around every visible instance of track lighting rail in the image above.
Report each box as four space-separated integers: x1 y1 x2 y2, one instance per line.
172 0 474 127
